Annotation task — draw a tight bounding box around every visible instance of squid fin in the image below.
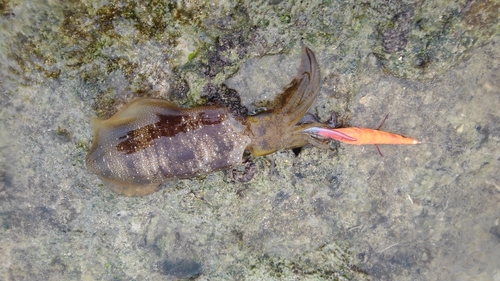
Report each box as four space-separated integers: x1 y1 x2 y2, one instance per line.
101 178 161 197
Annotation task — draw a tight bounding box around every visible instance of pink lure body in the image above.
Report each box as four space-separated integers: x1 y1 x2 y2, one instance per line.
304 127 420 145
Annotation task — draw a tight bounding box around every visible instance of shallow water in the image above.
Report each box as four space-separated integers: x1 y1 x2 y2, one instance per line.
1 1 499 280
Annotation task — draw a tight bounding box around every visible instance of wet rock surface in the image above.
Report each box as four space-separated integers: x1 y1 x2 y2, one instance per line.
1 0 499 280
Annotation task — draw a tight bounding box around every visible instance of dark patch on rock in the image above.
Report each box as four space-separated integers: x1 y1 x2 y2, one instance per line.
381 10 414 53
231 229 244 242
476 124 490 147
231 229 245 250
476 114 500 148
272 190 290 208
363 246 433 280
167 77 190 102
202 83 248 118
92 94 118 119
230 157 256 183
312 198 328 216
235 186 249 198
327 175 343 198
55 127 72 142
414 54 430 69
292 147 302 156
8 32 61 84
203 34 249 78
159 258 202 278
489 225 500 242
0 0 10 14
8 247 83 280
6 205 76 235
167 2 206 26
49 256 68 273
61 1 175 91
462 0 500 31
63 2 171 45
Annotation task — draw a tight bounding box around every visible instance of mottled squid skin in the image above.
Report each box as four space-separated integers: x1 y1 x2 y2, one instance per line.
86 100 251 196
86 44 328 196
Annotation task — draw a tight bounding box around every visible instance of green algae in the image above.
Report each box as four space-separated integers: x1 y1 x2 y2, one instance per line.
187 51 198 62
247 243 368 280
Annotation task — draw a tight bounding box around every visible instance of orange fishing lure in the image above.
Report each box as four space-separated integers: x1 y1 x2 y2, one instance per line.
303 127 420 145
302 116 420 156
